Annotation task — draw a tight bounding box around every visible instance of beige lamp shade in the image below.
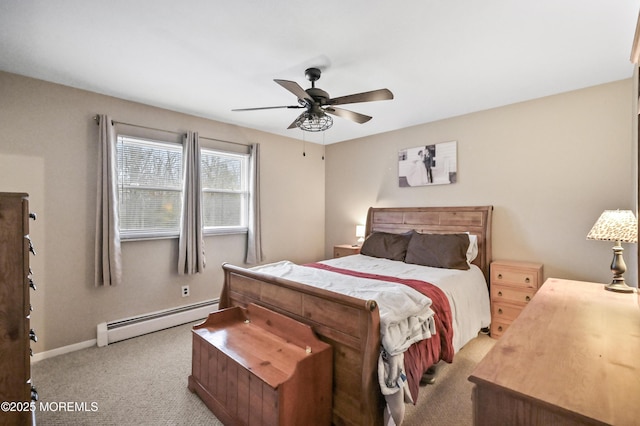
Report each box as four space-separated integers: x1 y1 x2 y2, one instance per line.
586 210 638 243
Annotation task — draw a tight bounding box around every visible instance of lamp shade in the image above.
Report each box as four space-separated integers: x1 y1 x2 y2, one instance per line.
356 225 366 238
586 210 638 244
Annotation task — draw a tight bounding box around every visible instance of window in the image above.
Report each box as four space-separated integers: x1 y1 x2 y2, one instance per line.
115 135 249 239
201 148 249 233
117 136 183 238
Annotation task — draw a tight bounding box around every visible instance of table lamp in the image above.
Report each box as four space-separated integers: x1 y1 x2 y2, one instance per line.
355 225 365 246
586 209 638 293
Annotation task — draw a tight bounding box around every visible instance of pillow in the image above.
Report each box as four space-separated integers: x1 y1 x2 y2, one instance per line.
405 232 470 270
467 233 478 263
360 231 413 261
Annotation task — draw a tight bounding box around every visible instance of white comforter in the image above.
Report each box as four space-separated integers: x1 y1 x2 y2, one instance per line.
320 254 491 352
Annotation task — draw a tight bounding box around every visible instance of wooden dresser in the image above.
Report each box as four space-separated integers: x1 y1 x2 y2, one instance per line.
189 303 332 426
469 278 640 425
490 260 543 338
0 193 37 426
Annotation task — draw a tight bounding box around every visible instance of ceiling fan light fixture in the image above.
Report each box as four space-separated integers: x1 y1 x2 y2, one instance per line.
295 112 333 132
233 68 393 132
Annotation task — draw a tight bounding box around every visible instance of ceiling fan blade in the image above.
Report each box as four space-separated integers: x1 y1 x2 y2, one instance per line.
232 105 303 111
328 88 394 106
287 115 302 129
325 107 372 124
274 79 314 103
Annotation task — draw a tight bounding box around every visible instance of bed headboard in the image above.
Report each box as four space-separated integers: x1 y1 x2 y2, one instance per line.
365 206 493 281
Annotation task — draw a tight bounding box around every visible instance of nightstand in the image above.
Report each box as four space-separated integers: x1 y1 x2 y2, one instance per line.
490 260 543 339
333 244 361 258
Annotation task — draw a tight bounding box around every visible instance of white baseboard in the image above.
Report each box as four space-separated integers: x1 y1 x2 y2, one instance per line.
32 299 219 361
32 339 97 363
96 299 218 347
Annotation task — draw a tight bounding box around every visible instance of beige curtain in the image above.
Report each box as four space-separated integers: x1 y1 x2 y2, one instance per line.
245 143 263 264
178 131 205 274
95 114 123 286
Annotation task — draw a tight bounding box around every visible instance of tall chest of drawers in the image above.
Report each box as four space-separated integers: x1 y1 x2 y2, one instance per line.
489 260 543 339
0 193 37 425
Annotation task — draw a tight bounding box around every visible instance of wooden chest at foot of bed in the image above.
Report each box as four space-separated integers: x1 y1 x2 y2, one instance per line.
188 303 333 426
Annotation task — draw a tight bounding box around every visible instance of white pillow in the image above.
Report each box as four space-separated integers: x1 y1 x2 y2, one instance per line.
466 233 478 263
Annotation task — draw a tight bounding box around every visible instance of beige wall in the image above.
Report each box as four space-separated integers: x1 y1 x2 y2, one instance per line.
0 71 325 352
1 70 636 353
325 79 637 285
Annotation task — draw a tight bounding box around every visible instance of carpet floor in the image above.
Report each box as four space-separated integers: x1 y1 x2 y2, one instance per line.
31 322 495 425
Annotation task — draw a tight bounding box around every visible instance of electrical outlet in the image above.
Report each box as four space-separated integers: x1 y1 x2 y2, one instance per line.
181 285 190 297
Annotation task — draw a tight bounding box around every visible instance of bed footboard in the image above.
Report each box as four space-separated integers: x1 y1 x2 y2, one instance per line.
220 262 384 426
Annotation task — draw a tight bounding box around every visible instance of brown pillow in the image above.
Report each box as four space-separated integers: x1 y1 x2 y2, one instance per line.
360 231 413 261
405 233 470 270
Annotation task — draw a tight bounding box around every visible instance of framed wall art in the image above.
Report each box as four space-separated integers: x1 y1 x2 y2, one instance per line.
398 140 457 187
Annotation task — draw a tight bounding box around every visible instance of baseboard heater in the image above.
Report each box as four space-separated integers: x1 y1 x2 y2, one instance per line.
96 299 219 347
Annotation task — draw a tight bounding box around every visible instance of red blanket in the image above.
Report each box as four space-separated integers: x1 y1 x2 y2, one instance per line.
304 262 453 402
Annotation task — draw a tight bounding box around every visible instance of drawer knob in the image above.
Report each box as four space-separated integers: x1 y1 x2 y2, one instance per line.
498 325 503 332
498 291 503 297
498 308 503 314
497 273 503 279
525 277 530 283
525 295 531 302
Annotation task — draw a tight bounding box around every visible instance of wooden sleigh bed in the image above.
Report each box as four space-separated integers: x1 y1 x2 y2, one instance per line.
218 205 493 425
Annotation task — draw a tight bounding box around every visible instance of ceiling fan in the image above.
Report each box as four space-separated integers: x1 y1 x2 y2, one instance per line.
232 67 394 132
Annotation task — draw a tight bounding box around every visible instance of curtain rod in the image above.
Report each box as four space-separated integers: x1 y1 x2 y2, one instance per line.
93 115 250 147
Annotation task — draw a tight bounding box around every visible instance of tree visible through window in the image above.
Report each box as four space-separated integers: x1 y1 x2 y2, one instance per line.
117 136 183 237
116 135 249 239
201 148 248 230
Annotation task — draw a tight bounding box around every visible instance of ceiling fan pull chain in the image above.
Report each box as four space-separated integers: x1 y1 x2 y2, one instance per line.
302 130 306 157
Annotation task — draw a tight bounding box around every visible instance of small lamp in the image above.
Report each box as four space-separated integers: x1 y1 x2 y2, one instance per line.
355 225 366 246
586 210 638 293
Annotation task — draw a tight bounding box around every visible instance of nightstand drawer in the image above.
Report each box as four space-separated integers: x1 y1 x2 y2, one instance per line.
491 285 535 306
490 319 512 339
491 302 522 322
491 268 538 289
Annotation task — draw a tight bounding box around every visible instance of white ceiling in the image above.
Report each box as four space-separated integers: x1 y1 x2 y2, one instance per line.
1 1 639 144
